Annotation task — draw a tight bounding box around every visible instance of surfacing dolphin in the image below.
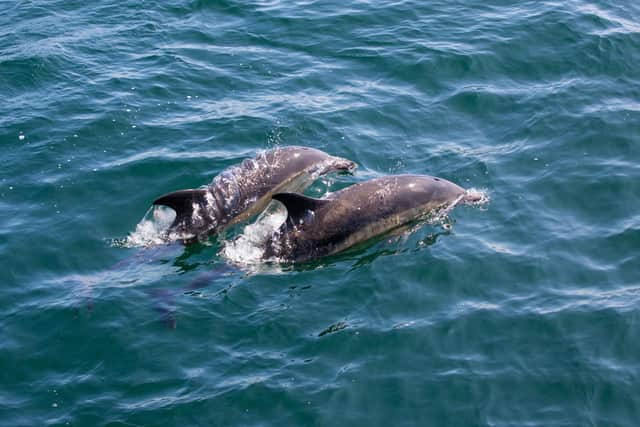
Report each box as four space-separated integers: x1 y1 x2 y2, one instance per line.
153 146 356 240
264 174 480 262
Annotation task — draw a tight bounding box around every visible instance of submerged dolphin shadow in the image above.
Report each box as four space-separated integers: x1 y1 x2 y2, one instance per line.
63 238 236 323
148 260 240 329
68 243 183 309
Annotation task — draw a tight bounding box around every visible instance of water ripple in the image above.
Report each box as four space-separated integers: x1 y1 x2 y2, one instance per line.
2 0 640 425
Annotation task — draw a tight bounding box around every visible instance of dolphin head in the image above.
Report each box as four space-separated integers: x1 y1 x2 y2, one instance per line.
273 146 356 177
399 175 466 211
312 155 357 177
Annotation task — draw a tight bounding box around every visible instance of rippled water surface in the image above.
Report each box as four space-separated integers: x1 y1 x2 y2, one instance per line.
2 0 639 425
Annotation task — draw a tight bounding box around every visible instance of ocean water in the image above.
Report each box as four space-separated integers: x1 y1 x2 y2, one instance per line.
2 0 639 425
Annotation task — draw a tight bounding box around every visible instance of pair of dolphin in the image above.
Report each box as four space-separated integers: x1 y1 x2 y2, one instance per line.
153 146 478 263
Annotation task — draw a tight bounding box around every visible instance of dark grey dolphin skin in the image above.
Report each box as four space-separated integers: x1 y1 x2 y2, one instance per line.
153 146 356 240
264 174 480 262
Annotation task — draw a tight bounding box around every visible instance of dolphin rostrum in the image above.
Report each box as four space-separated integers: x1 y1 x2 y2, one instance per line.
152 146 356 240
264 174 480 262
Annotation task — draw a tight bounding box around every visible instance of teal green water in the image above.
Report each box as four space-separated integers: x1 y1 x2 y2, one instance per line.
2 0 640 425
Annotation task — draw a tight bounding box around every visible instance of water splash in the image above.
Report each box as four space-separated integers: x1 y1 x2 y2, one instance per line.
220 204 286 268
464 188 491 207
114 206 177 248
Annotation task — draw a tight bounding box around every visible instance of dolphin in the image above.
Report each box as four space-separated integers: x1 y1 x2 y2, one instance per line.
263 174 480 262
153 146 356 240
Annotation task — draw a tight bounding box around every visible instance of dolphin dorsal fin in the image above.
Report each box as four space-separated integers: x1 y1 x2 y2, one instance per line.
272 192 329 228
153 189 208 227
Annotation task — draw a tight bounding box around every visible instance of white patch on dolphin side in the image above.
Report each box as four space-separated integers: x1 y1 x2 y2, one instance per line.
192 201 202 222
204 190 216 208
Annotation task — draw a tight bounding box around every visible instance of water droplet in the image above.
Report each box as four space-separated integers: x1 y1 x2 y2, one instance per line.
18 134 25 141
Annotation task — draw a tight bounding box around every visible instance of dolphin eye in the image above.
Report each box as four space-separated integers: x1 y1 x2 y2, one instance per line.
433 178 440 182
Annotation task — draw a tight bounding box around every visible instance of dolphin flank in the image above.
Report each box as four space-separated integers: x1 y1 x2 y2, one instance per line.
264 174 478 262
153 146 356 240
